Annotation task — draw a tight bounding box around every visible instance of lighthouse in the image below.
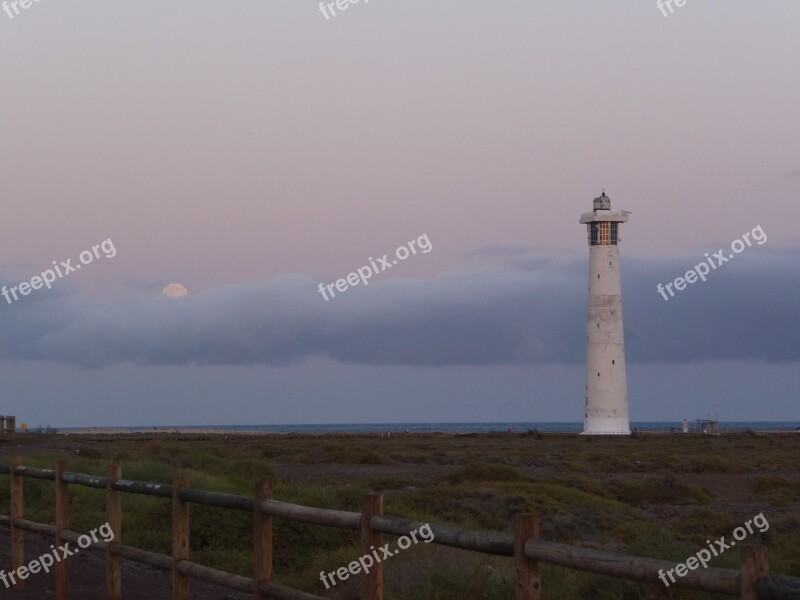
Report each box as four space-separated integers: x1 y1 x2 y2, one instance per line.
580 191 631 435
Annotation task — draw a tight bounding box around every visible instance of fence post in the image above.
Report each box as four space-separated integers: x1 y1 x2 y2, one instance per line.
514 514 541 600
55 459 70 600
253 481 273 599
9 455 24 589
361 493 383 600
106 464 122 600
172 473 190 600
740 545 769 600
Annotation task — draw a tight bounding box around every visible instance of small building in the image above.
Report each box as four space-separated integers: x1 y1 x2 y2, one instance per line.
0 416 16 439
697 418 719 435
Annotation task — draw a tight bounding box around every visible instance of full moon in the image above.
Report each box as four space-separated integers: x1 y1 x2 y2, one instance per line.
162 283 188 298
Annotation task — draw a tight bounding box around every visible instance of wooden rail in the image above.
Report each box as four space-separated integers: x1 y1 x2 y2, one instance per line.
0 458 798 599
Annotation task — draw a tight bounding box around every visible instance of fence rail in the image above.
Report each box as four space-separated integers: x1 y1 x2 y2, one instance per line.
1 458 798 599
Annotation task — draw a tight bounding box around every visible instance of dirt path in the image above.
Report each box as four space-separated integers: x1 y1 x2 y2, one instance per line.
0 531 247 599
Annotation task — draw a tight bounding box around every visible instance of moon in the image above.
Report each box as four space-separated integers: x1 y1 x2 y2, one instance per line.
162 283 188 298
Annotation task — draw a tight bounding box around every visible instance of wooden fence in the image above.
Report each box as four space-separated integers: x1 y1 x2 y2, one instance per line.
1 457 798 599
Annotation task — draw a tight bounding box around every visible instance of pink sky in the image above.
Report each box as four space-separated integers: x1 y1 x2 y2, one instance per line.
0 1 798 425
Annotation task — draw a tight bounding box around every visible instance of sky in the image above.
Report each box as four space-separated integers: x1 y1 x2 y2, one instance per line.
0 1 798 427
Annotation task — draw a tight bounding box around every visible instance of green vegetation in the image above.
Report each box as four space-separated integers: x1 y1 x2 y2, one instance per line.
0 432 797 599
609 475 711 506
753 475 800 506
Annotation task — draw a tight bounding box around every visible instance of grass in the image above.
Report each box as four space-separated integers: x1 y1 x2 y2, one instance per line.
0 432 798 599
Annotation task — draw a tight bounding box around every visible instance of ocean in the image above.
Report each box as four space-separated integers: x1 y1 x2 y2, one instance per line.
62 421 800 434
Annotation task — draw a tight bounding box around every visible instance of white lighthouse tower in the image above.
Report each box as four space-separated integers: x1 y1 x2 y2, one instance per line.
580 191 631 435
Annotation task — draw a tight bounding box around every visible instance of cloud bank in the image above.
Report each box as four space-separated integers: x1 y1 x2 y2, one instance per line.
1 247 798 368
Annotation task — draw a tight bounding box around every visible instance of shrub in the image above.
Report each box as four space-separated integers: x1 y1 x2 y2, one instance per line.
325 444 390 465
445 462 527 485
611 475 711 506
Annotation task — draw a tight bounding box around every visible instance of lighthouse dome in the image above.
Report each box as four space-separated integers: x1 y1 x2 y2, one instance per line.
593 191 611 210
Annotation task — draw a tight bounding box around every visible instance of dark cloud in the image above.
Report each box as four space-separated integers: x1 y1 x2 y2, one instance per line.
1 246 798 368
463 244 558 272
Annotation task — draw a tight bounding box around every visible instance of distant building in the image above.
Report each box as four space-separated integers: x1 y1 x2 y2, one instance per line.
697 418 720 435
580 192 631 435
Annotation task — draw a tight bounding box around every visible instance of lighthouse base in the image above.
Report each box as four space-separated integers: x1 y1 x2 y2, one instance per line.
581 415 630 436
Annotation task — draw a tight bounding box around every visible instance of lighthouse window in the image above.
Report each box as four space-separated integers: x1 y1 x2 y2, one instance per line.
612 360 615 364
597 372 600 377
598 222 611 244
589 223 599 245
611 222 618 244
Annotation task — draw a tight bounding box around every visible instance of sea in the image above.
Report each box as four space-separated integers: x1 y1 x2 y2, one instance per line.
62 422 800 434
